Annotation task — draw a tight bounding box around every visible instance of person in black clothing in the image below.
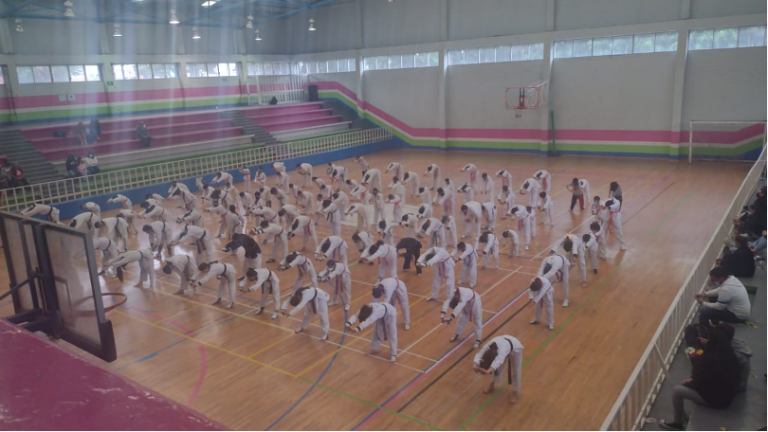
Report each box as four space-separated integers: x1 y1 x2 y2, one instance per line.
719 236 755 277
396 237 422 275
136 121 151 147
65 153 82 177
88 117 101 143
660 326 740 431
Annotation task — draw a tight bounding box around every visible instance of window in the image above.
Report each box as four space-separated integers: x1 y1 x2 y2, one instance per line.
152 64 166 79
363 52 437 71
228 63 239 76
655 32 678 52
18 64 100 84
427 52 439 67
463 48 479 64
375 56 388 70
593 37 612 56
612 36 633 55
186 63 205 78
713 28 738 49
413 52 429 68
495 46 511 62
633 34 655 54
689 29 714 50
32 66 52 83
448 50 464 65
573 39 592 57
479 47 495 63
165 64 177 78
553 40 573 58
388 55 401 69
327 59 339 73
184 62 239 78
112 65 124 80
137 64 153 80
510 45 529 61
364 57 375 71
52 65 70 83
529 43 544 59
337 59 349 73
401 54 414 68
315 61 326 74
738 26 766 47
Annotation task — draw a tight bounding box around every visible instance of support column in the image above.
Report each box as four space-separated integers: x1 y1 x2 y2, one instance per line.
546 0 555 31
355 0 366 122
680 0 691 20
668 30 689 159
0 19 15 54
539 39 553 154
436 0 448 149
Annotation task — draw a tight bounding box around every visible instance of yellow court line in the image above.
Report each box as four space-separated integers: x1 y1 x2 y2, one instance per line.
153 303 202 325
113 309 299 378
248 333 295 359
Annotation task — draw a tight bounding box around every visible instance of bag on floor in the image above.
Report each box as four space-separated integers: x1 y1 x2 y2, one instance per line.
53 130 66 137
684 323 709 351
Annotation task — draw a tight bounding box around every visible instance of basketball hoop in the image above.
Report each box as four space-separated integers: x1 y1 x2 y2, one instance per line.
505 83 548 119
514 108 523 118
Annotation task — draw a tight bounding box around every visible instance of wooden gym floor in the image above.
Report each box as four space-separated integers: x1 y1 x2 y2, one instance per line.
0 150 752 430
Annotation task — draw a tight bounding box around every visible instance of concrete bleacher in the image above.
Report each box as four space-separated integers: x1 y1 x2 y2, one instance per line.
643 269 766 431
239 101 350 137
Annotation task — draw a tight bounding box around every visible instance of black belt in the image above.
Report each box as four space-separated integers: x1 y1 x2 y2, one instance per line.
505 338 515 384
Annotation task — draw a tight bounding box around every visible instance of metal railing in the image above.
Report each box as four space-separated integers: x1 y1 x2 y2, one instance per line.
1 128 392 212
601 145 767 431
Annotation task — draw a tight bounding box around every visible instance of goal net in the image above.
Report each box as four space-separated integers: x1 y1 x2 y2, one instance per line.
689 121 767 163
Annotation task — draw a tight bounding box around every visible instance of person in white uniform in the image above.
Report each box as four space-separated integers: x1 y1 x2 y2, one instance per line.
192 262 236 309
400 213 419 238
436 187 456 219
362 240 398 282
417 246 456 301
278 204 301 228
296 163 313 188
238 167 252 193
222 233 262 278
109 249 155 289
458 183 475 203
177 209 205 228
537 191 555 228
529 276 554 330
473 335 524 404
69 211 101 236
351 231 375 261
460 201 483 240
370 188 386 227
318 259 352 310
346 302 398 362
386 162 404 181
442 214 459 247
419 217 446 249
93 237 119 276
402 171 420 198
533 169 551 194
281 286 330 340
362 168 382 192
495 169 514 189
287 215 318 252
251 220 287 263
253 166 267 189
315 235 349 268
142 220 173 260
590 221 607 260
424 164 441 190
442 286 483 349
211 171 233 186
82 201 101 217
377 219 396 246
551 233 581 266
481 201 497 232
94 215 129 252
319 199 342 237
461 163 479 189
501 229 520 258
419 186 432 206
476 231 500 270
497 185 516 218
451 242 478 288
373 278 410 330
172 188 198 212
388 192 404 224
479 173 494 203
241 267 281 319
417 202 433 221
508 205 536 251
579 232 599 286
539 253 571 307
519 178 540 207
345 203 369 231
162 253 198 295
354 156 369 175
605 198 626 250
171 225 214 263
21 203 60 224
278 252 318 295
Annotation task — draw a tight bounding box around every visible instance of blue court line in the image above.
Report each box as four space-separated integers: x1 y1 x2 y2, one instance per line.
115 315 238 372
265 311 349 431
350 287 530 430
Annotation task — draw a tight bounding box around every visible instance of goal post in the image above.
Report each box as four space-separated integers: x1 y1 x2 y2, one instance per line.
688 120 767 164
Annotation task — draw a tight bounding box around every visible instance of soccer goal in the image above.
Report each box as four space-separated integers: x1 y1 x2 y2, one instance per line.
688 120 767 164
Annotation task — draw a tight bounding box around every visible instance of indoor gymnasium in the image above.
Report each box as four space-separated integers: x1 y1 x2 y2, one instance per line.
0 1 766 431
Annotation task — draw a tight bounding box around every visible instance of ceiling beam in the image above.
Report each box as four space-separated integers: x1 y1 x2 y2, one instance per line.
254 0 337 25
2 0 40 18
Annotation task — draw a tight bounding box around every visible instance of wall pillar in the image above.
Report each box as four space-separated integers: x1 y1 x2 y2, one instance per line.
539 38 553 154
668 29 689 159
436 0 448 149
0 20 15 54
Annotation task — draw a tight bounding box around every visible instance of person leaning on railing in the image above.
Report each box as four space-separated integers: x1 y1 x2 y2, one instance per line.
695 266 751 327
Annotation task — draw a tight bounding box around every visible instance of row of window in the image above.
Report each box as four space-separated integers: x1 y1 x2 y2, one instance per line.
113 63 178 80
554 32 678 59
17 65 101 84
689 26 766 50
363 51 439 71
246 62 291 76
186 62 239 78
448 42 545 66
295 58 357 75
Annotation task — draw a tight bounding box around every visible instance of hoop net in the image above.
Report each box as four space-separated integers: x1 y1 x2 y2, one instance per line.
688 121 767 163
505 81 548 118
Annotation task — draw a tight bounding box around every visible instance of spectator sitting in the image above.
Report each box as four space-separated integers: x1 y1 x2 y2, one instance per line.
83 152 99 175
65 153 83 177
659 325 740 431
718 236 756 277
716 323 752 392
749 230 766 258
8 162 28 187
695 266 751 327
74 121 87 146
89 117 101 143
136 121 151 147
77 157 87 176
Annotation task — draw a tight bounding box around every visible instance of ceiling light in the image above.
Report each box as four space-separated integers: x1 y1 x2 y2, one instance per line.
15 19 23 33
169 10 179 24
245 14 253 29
255 29 262 41
63 0 74 17
308 18 316 32
201 1 218 7
113 23 122 37
192 27 201 39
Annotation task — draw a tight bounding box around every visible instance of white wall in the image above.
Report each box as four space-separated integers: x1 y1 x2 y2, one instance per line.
286 3 360 54
12 19 100 56
690 0 767 19
448 0 548 41
446 60 545 129
363 68 440 128
550 53 677 131
554 0 682 31
361 0 443 49
682 48 768 124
